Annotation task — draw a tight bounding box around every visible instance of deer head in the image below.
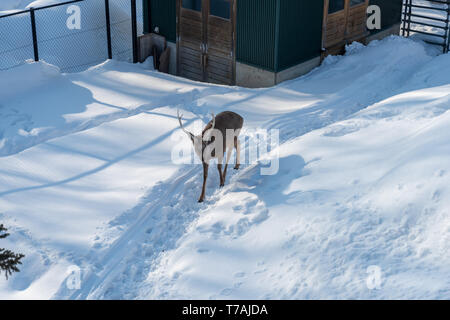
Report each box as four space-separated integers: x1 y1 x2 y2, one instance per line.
177 110 215 160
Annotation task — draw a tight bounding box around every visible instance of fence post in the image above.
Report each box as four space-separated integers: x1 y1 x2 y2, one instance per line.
406 0 412 37
105 0 112 59
131 0 138 63
445 3 450 54
30 7 39 62
401 0 408 37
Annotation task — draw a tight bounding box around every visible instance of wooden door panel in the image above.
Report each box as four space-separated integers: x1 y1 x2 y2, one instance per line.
208 48 232 60
181 6 203 21
179 10 202 43
179 65 203 81
323 0 369 50
177 1 204 82
208 73 232 85
208 55 232 74
207 57 232 74
179 46 202 70
325 11 347 47
346 2 368 40
206 2 234 85
208 15 232 31
177 0 235 85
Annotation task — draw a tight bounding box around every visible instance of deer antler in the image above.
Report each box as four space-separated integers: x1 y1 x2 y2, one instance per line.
210 112 215 130
177 109 193 138
203 112 216 141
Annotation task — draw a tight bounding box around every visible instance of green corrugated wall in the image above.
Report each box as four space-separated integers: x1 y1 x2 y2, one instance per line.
276 0 324 72
143 0 176 42
236 0 324 72
369 0 403 35
236 0 278 71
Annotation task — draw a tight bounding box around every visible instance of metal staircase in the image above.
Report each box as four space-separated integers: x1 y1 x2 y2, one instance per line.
402 0 450 53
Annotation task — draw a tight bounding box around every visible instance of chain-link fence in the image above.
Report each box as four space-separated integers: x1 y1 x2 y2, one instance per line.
0 10 34 71
0 0 144 73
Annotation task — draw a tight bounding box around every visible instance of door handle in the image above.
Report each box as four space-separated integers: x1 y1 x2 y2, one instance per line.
200 53 208 68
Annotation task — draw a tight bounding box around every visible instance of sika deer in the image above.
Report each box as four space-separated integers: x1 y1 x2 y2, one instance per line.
177 110 244 202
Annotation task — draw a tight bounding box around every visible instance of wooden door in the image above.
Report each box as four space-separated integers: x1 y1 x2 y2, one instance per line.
345 0 369 43
177 0 205 82
322 0 369 52
176 0 236 85
205 0 236 85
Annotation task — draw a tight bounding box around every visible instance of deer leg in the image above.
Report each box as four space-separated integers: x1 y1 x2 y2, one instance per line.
199 162 209 203
222 148 233 185
234 136 241 170
217 163 224 187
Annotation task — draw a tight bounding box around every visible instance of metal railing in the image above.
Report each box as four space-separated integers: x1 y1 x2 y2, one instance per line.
402 0 450 53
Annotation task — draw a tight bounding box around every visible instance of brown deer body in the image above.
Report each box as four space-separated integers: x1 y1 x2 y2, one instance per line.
178 110 244 202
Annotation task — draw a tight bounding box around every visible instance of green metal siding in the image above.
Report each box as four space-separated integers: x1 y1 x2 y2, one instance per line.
143 0 149 34
236 0 278 71
144 0 176 42
276 0 324 72
369 0 403 35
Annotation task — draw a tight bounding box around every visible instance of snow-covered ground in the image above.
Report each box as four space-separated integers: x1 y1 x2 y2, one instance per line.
0 35 449 299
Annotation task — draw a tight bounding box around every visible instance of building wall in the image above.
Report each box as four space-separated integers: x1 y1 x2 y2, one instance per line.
369 0 403 35
144 0 176 42
276 0 324 72
142 0 403 86
236 0 278 72
143 0 280 72
143 0 325 73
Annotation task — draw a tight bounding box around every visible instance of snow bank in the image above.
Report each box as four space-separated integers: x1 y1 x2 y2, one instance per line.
140 63 450 300
0 60 61 100
0 59 230 158
0 37 449 299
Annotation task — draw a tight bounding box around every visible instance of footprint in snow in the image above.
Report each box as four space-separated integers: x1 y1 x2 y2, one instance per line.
220 288 233 296
432 190 441 202
232 205 243 212
436 170 446 178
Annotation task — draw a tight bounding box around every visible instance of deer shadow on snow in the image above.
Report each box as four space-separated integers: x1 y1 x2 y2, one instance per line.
230 154 308 208
190 154 310 242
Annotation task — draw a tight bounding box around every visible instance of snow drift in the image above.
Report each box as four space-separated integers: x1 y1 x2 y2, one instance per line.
0 36 449 299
